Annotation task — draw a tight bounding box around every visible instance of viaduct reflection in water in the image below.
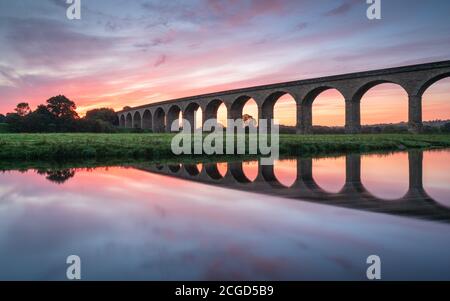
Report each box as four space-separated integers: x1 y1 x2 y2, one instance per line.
136 150 450 223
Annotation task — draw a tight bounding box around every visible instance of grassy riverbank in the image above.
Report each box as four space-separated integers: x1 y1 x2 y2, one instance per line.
0 133 449 161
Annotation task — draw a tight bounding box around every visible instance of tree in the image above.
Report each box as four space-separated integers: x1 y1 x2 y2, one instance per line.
14 102 31 116
85 108 118 125
243 114 256 127
4 112 24 132
46 95 79 119
22 105 56 132
3 95 122 133
441 122 450 133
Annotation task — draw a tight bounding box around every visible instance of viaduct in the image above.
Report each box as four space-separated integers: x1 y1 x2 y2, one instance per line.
117 60 450 134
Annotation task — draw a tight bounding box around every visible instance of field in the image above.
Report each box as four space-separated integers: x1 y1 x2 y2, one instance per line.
0 133 449 161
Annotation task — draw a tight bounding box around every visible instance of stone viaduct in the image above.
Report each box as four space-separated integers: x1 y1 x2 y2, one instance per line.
117 60 450 134
134 150 450 223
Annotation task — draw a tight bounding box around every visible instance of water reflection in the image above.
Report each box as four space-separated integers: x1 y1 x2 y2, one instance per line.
274 159 297 187
362 152 409 200
36 168 76 184
134 150 450 223
0 150 449 280
424 150 450 207
313 157 346 193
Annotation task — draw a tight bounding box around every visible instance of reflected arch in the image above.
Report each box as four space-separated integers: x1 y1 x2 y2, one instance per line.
168 164 181 173
361 152 409 200
312 156 346 193
184 164 202 176
273 159 297 187
423 150 450 208
228 161 257 183
204 163 222 180
242 160 258 182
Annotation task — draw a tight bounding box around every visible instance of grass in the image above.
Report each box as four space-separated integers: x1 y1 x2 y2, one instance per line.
0 133 449 161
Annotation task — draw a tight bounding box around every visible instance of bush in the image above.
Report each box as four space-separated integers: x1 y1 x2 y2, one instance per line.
441 122 450 133
0 123 9 133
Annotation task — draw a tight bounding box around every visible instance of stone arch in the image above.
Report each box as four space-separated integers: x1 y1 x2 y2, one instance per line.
184 102 202 132
142 110 152 130
421 73 450 123
119 114 126 127
417 72 450 97
204 99 227 129
299 86 346 134
262 91 297 128
133 111 142 129
167 105 182 132
125 113 133 128
356 80 409 127
351 79 407 102
153 107 166 133
230 95 258 120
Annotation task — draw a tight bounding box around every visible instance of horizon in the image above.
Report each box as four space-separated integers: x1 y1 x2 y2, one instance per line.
1 0 450 125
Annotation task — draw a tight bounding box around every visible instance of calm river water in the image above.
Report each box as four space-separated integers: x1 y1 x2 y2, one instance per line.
0 149 449 280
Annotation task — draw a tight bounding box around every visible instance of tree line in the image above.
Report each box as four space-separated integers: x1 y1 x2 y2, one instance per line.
0 95 119 133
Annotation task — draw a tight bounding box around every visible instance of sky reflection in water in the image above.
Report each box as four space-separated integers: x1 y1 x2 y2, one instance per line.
0 150 449 280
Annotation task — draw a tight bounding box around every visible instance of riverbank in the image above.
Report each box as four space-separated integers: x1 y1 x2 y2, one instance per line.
0 133 449 161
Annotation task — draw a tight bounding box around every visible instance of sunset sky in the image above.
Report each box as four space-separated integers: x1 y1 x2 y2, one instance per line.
0 0 449 125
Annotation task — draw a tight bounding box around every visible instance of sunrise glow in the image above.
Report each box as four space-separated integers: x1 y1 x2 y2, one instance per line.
0 1 449 125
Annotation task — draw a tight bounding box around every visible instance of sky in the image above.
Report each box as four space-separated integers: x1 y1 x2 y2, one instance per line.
0 0 449 125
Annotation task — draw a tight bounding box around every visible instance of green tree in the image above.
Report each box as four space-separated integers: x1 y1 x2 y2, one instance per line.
85 107 118 125
4 113 24 132
46 95 79 119
441 122 450 133
22 105 56 132
0 113 5 123
14 102 31 116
